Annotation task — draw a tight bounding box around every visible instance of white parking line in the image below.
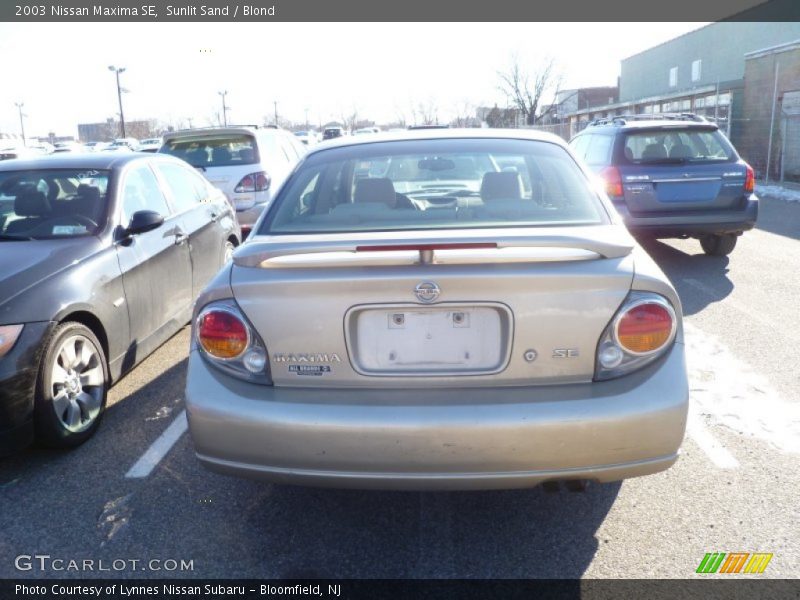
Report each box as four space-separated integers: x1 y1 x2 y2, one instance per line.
686 414 739 469
125 410 188 479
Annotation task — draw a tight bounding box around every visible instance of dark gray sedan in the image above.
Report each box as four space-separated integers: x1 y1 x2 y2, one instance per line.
0 153 240 453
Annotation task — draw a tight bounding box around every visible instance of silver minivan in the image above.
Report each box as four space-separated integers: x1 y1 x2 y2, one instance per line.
160 126 306 237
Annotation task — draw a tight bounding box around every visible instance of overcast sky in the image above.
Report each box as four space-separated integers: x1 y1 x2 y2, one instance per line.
0 22 706 138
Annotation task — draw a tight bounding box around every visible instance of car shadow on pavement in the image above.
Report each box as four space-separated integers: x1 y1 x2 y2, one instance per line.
638 238 734 317
235 480 621 578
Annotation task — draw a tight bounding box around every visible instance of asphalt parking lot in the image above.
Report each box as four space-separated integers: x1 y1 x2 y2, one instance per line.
0 194 798 579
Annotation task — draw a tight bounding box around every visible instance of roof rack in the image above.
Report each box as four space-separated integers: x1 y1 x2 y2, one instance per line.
168 124 272 134
588 113 708 127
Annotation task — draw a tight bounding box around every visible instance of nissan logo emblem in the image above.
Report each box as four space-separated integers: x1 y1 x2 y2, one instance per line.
414 281 440 303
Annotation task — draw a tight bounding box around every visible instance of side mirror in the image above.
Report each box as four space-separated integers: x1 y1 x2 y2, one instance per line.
126 210 164 235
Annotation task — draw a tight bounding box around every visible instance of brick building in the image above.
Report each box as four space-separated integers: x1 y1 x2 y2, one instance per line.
740 41 800 181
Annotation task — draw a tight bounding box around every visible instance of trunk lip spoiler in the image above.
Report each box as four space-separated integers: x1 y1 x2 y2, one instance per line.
232 226 635 267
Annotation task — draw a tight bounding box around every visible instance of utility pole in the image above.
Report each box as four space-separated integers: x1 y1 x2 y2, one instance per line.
304 107 309 129
273 101 278 126
108 66 127 138
14 102 26 146
766 60 780 184
218 91 229 126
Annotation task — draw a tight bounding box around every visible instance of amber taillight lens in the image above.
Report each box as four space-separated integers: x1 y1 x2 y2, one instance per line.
198 310 248 359
615 303 674 354
744 163 755 193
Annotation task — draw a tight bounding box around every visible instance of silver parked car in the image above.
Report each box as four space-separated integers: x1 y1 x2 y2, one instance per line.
185 129 688 491
159 126 306 238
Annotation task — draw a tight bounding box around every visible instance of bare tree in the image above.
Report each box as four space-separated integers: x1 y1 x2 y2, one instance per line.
416 97 439 125
451 100 477 128
485 105 519 129
339 105 360 133
498 55 563 126
393 103 407 128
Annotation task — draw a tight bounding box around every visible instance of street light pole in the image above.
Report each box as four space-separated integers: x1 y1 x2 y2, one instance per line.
14 102 26 146
273 101 278 126
304 107 309 129
218 91 228 126
108 66 127 138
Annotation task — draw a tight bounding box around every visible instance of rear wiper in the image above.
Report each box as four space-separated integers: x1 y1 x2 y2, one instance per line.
638 158 686 164
0 233 34 241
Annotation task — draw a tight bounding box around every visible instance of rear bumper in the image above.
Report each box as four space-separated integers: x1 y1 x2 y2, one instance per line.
186 343 689 490
615 197 758 237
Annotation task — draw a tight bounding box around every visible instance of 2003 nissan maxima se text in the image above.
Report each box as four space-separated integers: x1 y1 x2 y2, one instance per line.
185 130 689 491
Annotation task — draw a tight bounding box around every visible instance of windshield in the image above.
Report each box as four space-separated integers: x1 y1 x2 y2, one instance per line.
623 128 735 164
0 168 110 239
161 134 259 168
263 138 606 235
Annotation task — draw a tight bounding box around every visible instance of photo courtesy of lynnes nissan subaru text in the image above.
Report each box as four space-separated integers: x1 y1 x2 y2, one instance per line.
185 128 689 491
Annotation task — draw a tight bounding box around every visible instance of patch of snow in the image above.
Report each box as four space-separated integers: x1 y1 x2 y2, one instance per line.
756 184 800 203
684 322 800 454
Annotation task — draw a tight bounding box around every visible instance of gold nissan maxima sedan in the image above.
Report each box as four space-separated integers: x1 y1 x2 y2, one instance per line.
185 129 688 491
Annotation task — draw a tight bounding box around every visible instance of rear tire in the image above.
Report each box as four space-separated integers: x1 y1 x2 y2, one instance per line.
34 322 109 448
700 233 737 256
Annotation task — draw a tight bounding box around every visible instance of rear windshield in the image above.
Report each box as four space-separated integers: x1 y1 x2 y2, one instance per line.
0 169 110 239
263 138 606 235
622 128 735 164
161 134 259 168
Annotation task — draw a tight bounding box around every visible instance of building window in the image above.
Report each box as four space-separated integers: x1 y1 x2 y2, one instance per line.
691 60 702 82
669 66 678 88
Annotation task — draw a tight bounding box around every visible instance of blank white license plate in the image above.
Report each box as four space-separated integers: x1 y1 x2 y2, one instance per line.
354 307 503 374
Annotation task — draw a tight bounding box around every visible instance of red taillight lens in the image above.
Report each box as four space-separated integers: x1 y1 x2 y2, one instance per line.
744 163 755 193
234 172 271 193
198 310 248 358
599 166 623 197
615 303 673 354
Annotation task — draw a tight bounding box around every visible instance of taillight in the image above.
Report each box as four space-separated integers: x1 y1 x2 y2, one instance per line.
595 293 677 381
744 163 755 193
195 302 272 384
234 172 271 193
599 166 623 197
615 302 674 354
198 310 248 359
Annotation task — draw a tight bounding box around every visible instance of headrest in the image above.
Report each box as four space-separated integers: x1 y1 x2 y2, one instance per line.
76 183 101 202
212 147 232 162
239 148 255 162
669 143 693 160
642 143 667 160
353 178 396 207
14 188 51 217
480 171 523 201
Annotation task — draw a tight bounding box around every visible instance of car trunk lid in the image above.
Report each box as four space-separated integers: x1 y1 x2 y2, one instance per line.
230 226 635 388
618 163 746 213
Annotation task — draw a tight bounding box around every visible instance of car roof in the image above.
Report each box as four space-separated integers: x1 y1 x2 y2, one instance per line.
581 114 719 133
161 126 281 140
307 127 567 156
0 151 181 172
